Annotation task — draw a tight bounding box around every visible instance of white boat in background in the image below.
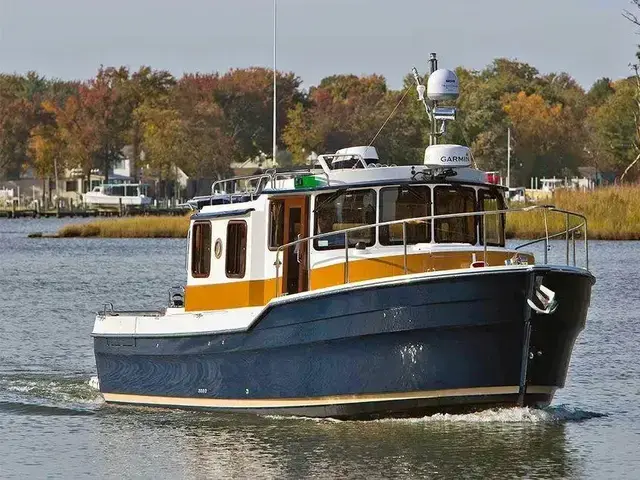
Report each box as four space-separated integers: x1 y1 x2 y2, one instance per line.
83 183 152 207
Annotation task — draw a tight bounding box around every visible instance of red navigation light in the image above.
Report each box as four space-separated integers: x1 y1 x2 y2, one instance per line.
485 172 500 184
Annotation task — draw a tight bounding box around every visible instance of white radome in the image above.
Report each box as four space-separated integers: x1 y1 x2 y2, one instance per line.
427 69 460 102
424 144 471 168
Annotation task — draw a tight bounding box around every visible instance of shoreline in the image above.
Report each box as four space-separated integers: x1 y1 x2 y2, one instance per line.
20 186 640 241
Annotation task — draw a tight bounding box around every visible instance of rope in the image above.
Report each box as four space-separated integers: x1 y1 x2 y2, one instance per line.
368 86 412 147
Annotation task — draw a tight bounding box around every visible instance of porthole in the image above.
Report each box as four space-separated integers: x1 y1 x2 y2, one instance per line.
214 238 223 259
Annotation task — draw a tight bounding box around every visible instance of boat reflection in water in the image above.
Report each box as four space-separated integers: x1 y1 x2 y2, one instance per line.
91 53 594 419
93 407 581 479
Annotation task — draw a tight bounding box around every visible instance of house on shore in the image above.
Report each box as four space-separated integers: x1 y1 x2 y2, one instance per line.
0 146 189 208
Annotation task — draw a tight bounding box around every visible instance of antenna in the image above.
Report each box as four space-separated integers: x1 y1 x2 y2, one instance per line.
429 53 438 74
411 67 430 117
272 0 277 164
415 53 460 146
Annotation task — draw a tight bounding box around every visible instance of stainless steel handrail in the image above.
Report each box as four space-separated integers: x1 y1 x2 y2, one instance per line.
211 174 273 201
210 169 332 201
273 205 589 297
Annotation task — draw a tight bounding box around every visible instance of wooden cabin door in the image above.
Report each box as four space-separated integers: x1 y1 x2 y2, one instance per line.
282 196 309 295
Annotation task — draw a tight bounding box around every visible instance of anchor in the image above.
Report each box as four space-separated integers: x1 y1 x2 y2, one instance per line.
527 284 558 315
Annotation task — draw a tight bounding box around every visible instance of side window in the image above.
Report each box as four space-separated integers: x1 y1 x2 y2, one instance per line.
434 186 477 244
191 221 212 278
479 189 506 246
313 189 377 250
226 221 247 278
379 186 431 245
268 200 284 250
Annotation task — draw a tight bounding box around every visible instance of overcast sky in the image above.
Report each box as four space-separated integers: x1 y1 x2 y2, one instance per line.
0 0 637 90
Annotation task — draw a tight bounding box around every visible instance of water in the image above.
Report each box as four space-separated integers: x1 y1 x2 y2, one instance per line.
1 218 639 479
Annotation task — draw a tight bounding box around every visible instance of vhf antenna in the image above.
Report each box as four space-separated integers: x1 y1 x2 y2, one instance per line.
412 67 430 117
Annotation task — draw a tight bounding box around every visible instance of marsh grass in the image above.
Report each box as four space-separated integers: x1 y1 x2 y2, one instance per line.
506 186 640 240
57 215 190 238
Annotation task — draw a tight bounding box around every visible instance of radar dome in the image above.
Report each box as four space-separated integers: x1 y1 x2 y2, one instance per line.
427 69 459 102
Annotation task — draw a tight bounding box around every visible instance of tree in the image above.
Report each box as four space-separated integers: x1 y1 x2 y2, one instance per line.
214 67 304 160
587 78 615 107
28 123 67 198
0 74 40 179
170 75 236 179
120 67 176 181
283 74 423 164
137 102 187 180
504 92 581 184
78 67 131 183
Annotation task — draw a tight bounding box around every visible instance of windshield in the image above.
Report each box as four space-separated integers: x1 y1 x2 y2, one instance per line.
314 189 377 250
379 186 431 245
434 186 477 244
479 188 505 246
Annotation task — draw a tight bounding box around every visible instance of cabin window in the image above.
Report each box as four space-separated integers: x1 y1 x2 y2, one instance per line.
226 221 247 278
379 186 431 245
268 200 285 250
434 186 477 244
479 189 506 246
313 189 377 250
191 221 212 278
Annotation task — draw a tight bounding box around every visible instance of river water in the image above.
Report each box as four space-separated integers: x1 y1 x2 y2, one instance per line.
0 218 639 479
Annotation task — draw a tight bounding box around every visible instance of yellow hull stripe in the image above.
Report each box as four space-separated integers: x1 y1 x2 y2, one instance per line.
103 386 555 409
184 251 534 311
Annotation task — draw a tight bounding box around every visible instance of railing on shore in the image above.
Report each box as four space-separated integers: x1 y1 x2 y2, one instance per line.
0 202 190 219
274 205 588 297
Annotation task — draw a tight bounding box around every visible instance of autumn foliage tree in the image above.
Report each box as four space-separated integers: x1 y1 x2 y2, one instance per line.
2 58 639 196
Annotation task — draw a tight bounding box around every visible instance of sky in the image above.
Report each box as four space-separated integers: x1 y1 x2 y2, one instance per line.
0 0 637 90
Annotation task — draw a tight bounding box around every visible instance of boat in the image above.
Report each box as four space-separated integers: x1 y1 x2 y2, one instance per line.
91 54 594 419
83 183 152 207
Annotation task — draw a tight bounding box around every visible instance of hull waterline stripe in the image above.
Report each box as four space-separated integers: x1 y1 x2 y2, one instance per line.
102 386 556 409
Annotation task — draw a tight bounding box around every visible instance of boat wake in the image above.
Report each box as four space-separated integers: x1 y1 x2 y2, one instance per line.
264 405 605 424
0 373 104 414
385 405 605 424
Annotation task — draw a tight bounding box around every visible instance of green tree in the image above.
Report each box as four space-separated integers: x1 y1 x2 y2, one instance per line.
586 78 638 179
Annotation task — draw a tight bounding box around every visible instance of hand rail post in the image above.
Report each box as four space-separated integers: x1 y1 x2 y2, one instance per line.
544 237 548 264
344 232 349 284
275 249 281 297
565 213 570 266
402 221 408 274
572 230 576 266
584 220 589 270
306 237 311 290
483 213 487 265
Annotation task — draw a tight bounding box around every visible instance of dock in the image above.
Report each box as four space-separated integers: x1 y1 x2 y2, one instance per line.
0 205 189 219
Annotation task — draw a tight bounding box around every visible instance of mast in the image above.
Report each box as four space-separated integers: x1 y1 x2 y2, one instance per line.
429 53 438 146
272 0 277 164
507 127 511 189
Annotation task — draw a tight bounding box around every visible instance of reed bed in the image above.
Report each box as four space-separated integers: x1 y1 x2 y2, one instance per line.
57 215 190 238
506 185 640 240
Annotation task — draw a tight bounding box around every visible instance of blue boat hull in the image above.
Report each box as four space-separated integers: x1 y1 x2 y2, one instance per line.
94 267 593 419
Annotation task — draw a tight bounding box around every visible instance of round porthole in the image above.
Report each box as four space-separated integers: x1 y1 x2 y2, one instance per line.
214 238 223 259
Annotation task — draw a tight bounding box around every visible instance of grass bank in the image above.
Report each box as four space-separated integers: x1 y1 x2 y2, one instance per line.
57 215 190 238
506 185 640 240
52 186 640 240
